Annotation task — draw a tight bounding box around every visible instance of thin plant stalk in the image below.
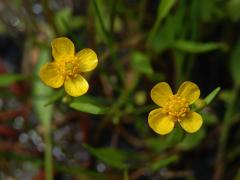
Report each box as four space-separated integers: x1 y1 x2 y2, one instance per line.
44 121 53 180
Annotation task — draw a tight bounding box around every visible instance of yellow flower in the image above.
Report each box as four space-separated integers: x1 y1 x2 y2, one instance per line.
148 81 203 135
39 37 98 97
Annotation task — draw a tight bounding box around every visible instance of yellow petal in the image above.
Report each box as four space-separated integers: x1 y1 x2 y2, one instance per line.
64 75 89 97
148 108 175 135
150 82 173 107
76 48 98 72
39 63 64 88
179 112 203 133
51 37 75 61
176 81 200 104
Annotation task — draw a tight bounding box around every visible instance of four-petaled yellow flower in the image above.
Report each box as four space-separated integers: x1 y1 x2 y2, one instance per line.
148 81 203 135
39 37 98 97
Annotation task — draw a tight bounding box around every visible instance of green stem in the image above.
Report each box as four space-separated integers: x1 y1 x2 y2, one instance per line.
92 0 111 45
214 86 239 179
94 73 140 142
92 0 124 82
110 0 118 34
123 169 129 180
173 51 185 87
44 122 53 180
234 169 240 180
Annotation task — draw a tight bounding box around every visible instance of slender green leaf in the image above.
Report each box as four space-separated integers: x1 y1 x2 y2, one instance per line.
54 7 72 34
204 87 221 105
149 0 186 52
174 40 228 53
148 0 178 44
132 52 153 75
54 7 85 34
69 101 108 115
83 144 129 169
150 155 179 172
0 73 26 87
93 0 111 44
158 0 177 20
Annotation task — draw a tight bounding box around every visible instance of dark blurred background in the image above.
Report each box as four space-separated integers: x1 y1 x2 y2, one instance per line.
0 0 240 179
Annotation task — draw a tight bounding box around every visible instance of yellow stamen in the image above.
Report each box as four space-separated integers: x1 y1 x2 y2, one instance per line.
163 95 190 120
65 61 79 78
57 58 80 79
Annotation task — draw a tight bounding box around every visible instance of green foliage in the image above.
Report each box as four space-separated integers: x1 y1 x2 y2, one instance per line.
230 40 240 86
148 0 177 43
204 87 221 105
54 7 85 34
131 52 153 75
32 47 53 125
149 1 186 53
32 46 54 180
69 95 109 114
0 74 26 87
157 0 177 21
178 129 205 150
146 126 184 153
150 155 179 172
0 0 239 179
44 89 65 106
83 144 130 169
174 41 228 53
227 0 240 21
69 101 107 115
202 112 218 125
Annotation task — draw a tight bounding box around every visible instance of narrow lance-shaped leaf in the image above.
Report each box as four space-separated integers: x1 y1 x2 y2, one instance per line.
148 0 177 42
0 73 26 87
174 40 228 53
83 144 129 169
68 95 110 114
158 0 177 20
69 102 107 115
204 87 221 105
150 155 179 172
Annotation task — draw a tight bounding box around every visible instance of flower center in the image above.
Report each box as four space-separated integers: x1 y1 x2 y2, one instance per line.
163 95 190 119
58 58 79 79
65 61 79 78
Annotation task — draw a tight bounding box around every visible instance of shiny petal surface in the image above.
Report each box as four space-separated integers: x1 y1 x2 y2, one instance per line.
64 75 89 97
148 108 175 135
52 37 75 61
76 48 98 72
179 112 203 133
176 81 200 104
39 63 64 88
150 82 173 107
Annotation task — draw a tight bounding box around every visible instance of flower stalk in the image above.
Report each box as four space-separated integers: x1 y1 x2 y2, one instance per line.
44 121 53 180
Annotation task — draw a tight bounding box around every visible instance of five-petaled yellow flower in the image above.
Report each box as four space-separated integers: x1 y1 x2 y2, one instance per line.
39 37 98 97
148 81 203 135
